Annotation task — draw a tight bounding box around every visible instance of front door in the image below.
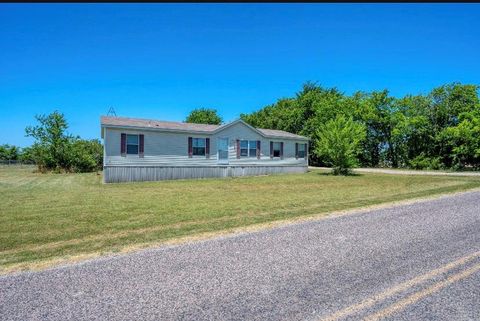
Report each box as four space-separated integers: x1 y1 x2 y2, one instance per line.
217 138 229 164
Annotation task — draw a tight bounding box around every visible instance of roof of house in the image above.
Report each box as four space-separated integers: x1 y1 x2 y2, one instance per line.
101 116 309 140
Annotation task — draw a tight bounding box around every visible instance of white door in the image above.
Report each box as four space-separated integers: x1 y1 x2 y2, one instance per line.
217 138 229 164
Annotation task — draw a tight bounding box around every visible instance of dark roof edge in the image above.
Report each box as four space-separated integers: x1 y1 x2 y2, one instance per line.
101 116 309 140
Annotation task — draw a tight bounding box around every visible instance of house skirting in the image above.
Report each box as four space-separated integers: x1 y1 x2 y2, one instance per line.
103 165 308 183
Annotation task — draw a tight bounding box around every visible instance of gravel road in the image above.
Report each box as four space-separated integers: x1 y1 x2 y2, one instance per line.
1 191 480 321
311 166 480 177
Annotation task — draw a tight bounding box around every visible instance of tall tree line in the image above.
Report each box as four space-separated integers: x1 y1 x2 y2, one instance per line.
241 82 480 170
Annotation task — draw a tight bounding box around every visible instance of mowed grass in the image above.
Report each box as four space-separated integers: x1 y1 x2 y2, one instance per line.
1 165 480 273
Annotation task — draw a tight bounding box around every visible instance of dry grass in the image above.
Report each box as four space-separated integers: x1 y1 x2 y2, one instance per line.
1 165 480 274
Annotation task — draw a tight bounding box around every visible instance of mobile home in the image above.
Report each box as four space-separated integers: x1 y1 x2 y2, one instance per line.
101 116 309 183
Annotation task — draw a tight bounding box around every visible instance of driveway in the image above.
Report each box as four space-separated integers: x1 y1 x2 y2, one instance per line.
1 191 480 321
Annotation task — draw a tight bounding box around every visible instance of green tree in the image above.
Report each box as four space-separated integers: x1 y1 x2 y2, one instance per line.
428 83 480 167
297 84 352 166
241 98 301 134
392 94 434 166
0 144 20 161
355 90 397 167
238 81 480 170
69 138 103 172
25 111 71 171
439 110 480 169
242 82 352 166
185 108 222 125
390 112 431 168
314 115 366 175
18 146 35 163
25 111 104 172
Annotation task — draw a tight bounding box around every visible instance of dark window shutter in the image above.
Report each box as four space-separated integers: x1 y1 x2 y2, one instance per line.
295 143 299 159
304 143 308 159
256 140 261 159
206 138 210 159
121 133 126 157
188 137 193 158
270 141 273 159
236 139 240 159
139 134 144 158
280 142 284 159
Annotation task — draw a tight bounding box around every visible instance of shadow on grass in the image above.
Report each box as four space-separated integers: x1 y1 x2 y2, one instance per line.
312 170 363 177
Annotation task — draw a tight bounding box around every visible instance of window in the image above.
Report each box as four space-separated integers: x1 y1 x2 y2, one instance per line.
273 142 281 157
192 138 206 156
126 134 139 154
249 140 257 157
240 140 248 157
239 140 258 158
298 143 306 158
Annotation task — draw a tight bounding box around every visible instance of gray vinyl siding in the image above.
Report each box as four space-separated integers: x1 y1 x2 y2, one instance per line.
104 123 308 167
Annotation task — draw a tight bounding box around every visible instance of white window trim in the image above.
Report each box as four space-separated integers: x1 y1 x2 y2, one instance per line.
126 134 139 155
192 137 207 157
298 143 306 159
272 142 282 158
239 140 258 158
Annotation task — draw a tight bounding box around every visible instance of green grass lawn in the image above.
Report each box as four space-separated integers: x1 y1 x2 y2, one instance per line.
1 165 480 273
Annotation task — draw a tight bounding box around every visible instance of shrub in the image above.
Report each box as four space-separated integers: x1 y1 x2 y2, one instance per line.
69 139 103 172
314 115 366 175
408 154 443 170
25 111 103 173
0 144 20 160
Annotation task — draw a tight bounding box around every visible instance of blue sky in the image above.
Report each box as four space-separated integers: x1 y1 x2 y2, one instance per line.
1 4 479 147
